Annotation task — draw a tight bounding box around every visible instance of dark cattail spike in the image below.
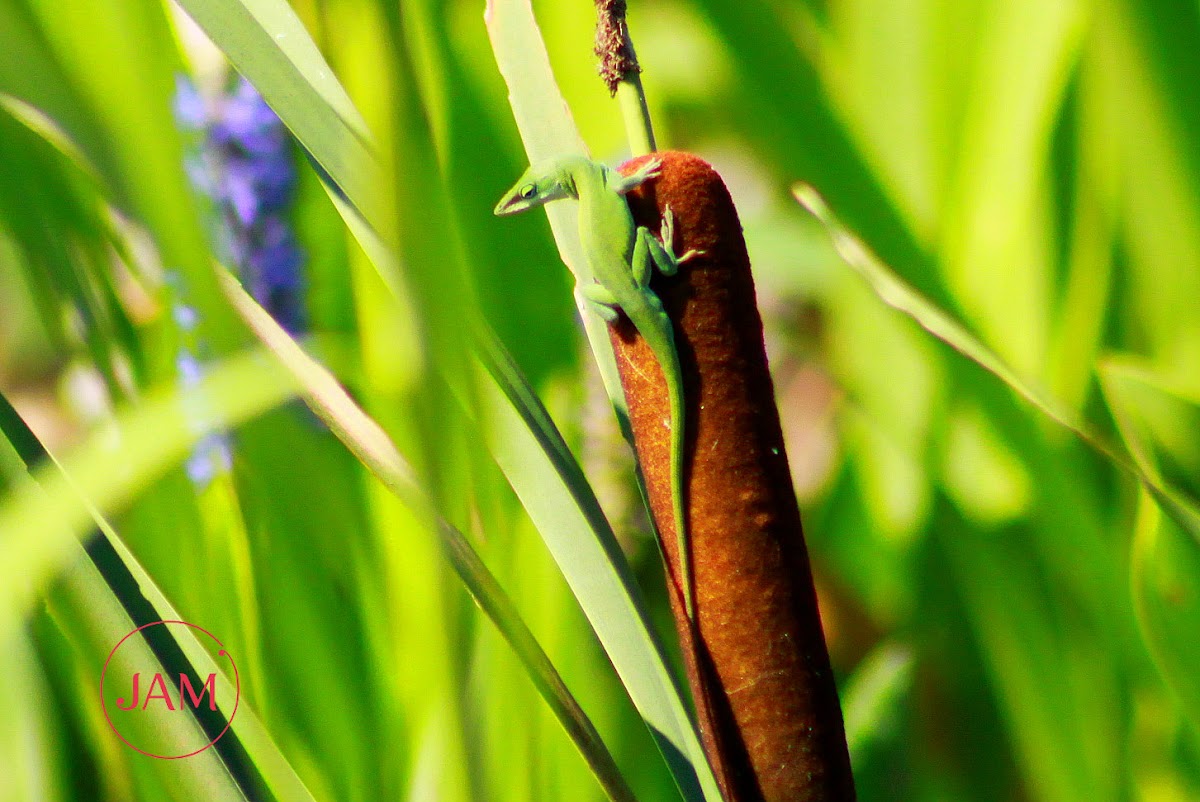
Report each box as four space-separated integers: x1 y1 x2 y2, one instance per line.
611 151 856 802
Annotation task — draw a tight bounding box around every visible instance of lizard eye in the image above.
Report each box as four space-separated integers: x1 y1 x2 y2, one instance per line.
519 184 537 199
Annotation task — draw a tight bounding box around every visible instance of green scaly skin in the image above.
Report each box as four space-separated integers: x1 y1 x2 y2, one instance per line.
495 155 700 621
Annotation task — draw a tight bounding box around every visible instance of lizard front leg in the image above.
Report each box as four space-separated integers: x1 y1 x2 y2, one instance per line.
609 157 663 195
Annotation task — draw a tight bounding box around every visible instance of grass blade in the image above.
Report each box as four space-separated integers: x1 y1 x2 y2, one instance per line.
0 390 318 802
331 197 712 800
219 268 638 802
485 0 629 425
0 348 301 636
160 1 715 794
476 333 717 802
1130 486 1200 734
796 185 1200 542
173 0 377 224
1101 362 1200 732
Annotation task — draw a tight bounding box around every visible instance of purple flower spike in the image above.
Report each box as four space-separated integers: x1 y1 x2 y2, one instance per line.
183 154 215 198
185 450 214 486
173 75 207 130
212 78 287 156
271 293 306 334
222 163 262 226
247 156 296 210
176 73 308 339
174 304 199 331
177 350 203 386
251 233 304 290
186 432 233 487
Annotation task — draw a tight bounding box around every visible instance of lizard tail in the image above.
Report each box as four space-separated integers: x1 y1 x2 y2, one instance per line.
666 354 693 622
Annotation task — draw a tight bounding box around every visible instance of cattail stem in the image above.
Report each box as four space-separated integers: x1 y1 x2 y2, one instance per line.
610 151 856 802
594 0 656 156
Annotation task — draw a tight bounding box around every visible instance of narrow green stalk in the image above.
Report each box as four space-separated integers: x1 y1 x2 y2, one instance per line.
595 0 656 156
617 35 655 156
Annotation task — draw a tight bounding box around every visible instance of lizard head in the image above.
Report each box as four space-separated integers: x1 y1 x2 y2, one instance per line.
493 161 574 216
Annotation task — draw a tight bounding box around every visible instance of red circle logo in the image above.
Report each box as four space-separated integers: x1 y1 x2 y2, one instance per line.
100 620 240 759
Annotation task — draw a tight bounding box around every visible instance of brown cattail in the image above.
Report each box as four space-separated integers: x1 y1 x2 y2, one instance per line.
609 151 855 802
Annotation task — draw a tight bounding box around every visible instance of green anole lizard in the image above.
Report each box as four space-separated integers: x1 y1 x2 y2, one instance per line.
494 155 700 621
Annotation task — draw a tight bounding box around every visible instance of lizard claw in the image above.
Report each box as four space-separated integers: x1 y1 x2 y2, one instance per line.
661 205 704 264
636 157 663 181
660 206 678 253
626 157 661 186
614 157 662 195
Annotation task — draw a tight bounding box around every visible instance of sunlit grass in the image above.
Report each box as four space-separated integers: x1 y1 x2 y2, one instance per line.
1 0 1198 800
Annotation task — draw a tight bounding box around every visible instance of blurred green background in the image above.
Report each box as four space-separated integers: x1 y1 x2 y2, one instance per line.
1 0 1199 800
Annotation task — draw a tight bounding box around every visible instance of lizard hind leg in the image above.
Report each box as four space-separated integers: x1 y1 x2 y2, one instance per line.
644 213 690 278
659 205 703 269
582 283 621 322
631 226 657 288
